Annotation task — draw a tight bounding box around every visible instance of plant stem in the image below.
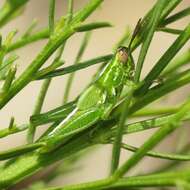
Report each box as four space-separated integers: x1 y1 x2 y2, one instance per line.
63 32 91 103
110 88 134 174
1 103 190 188
7 28 49 52
27 0 56 143
36 54 113 80
0 0 104 109
46 177 115 190
119 142 190 161
27 79 51 143
136 23 190 95
161 6 190 26
132 106 179 117
0 143 44 161
66 0 74 25
1 65 17 93
113 98 190 179
134 0 165 82
131 68 190 114
157 27 182 35
105 171 190 189
0 0 29 28
161 49 190 77
7 22 111 52
45 170 190 190
49 0 55 35
0 124 28 139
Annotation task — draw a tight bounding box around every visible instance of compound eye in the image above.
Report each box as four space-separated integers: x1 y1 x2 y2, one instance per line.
117 46 128 63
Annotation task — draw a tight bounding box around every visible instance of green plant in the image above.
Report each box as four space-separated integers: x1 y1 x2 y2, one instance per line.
0 0 190 189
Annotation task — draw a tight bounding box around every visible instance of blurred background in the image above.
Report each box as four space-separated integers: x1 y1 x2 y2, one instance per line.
0 0 189 188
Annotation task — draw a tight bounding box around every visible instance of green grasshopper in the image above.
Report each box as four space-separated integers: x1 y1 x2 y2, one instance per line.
36 20 142 153
38 45 135 153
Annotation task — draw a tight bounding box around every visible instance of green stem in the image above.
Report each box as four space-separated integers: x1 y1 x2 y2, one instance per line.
66 0 73 24
46 177 115 190
7 28 49 52
27 0 57 143
63 32 91 103
49 0 55 35
131 68 190 114
1 65 16 93
1 106 190 188
7 22 111 52
110 88 134 174
132 106 179 117
35 54 113 80
136 23 190 95
162 49 190 77
0 0 104 109
134 0 166 82
27 79 51 143
119 142 190 161
105 171 190 189
113 98 190 179
131 0 182 50
157 27 182 35
0 124 28 139
0 143 44 161
46 170 190 190
0 0 29 28
161 6 190 26
22 19 38 38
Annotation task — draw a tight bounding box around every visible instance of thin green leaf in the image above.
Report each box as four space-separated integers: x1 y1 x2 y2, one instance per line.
36 60 64 78
120 143 190 161
65 0 74 25
39 170 190 190
63 32 91 103
131 0 182 50
161 7 190 26
136 23 190 95
134 0 166 82
113 98 190 178
162 49 190 77
132 106 178 117
0 0 104 110
1 65 17 93
0 54 18 80
27 0 56 143
49 0 55 35
0 124 28 139
131 68 190 114
157 27 182 35
35 54 112 80
7 28 49 52
30 101 76 126
72 0 103 23
104 171 190 189
110 88 134 174
22 19 38 38
27 40 65 142
0 0 29 28
0 143 44 161
74 22 112 32
27 79 51 143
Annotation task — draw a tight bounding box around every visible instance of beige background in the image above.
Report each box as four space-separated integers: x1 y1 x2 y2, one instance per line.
0 0 190 188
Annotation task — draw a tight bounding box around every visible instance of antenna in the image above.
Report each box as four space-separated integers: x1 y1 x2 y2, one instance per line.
128 18 142 50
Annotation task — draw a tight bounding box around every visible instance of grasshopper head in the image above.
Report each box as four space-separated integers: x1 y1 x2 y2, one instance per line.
116 46 135 79
117 46 129 63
